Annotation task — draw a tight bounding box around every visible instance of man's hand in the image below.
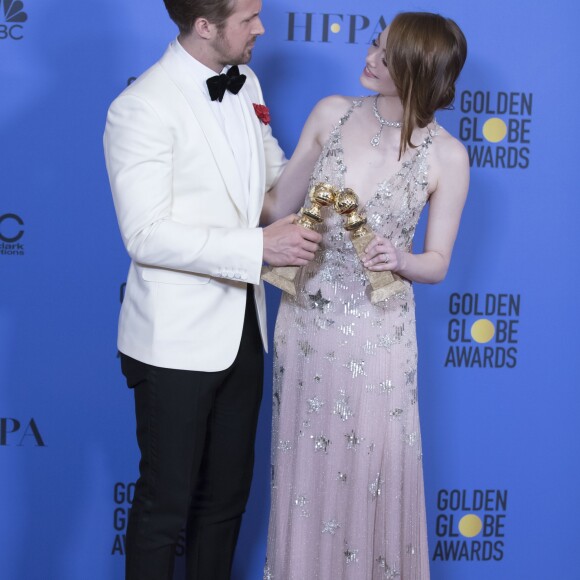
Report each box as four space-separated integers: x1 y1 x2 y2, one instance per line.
263 215 322 267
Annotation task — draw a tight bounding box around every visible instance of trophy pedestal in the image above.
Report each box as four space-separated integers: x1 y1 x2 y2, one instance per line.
351 232 407 303
261 265 299 296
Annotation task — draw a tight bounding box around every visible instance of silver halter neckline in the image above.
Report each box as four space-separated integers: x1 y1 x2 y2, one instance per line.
370 94 402 147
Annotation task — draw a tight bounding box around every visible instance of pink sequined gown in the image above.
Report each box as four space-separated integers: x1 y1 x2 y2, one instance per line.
265 98 437 579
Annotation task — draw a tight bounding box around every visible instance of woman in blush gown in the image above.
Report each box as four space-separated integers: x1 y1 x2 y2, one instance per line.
261 12 469 580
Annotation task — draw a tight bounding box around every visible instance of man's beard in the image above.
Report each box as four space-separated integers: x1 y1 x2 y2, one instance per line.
213 31 255 67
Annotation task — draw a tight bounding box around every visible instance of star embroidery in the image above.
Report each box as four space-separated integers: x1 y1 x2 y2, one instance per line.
315 316 335 330
277 440 292 452
345 430 364 449
294 494 310 517
363 340 378 355
294 495 309 507
389 408 403 420
312 434 331 453
379 380 395 394
339 323 355 336
322 519 341 535
308 289 331 312
307 396 325 414
378 328 403 349
344 359 366 378
299 340 315 358
333 390 354 421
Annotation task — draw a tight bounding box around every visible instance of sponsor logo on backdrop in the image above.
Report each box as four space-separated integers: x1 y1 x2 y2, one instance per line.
445 293 520 368
0 417 45 446
287 10 386 43
459 90 532 169
0 0 28 40
0 213 25 255
112 482 185 555
433 489 507 561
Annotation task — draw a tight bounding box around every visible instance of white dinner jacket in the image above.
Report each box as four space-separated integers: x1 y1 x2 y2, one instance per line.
104 45 286 371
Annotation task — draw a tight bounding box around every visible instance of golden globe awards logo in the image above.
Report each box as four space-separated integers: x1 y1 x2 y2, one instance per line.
459 91 532 168
112 482 184 555
445 293 520 368
0 0 27 40
433 489 507 561
287 11 386 43
0 213 25 255
112 482 134 555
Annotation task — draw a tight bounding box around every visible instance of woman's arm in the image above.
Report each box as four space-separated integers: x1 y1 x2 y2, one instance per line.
261 96 350 225
364 134 470 284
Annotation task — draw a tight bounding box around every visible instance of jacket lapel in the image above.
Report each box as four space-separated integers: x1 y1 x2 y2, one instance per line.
159 48 248 220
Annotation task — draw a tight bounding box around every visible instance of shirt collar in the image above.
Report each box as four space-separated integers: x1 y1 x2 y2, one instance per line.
170 38 230 98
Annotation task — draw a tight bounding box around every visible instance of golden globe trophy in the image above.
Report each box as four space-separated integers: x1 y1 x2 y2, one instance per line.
334 188 406 303
261 182 338 296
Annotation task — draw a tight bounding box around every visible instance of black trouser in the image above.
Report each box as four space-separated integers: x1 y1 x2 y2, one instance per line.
121 287 264 580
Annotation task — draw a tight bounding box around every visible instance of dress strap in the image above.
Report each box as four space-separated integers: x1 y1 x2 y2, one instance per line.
336 98 363 128
415 121 440 157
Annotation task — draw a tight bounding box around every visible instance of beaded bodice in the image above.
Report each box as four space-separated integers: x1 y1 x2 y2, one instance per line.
299 97 439 295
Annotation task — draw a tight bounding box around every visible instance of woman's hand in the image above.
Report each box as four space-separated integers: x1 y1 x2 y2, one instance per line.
362 235 404 272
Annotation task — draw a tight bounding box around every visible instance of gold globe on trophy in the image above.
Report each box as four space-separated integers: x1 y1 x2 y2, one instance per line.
334 188 406 303
261 182 338 295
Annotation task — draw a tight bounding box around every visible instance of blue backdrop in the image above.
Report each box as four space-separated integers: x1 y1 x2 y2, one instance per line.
1 0 579 578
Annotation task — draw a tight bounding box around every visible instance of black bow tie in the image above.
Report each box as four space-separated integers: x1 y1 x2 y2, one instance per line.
206 65 247 102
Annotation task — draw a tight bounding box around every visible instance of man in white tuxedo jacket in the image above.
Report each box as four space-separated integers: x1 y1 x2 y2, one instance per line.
104 0 321 578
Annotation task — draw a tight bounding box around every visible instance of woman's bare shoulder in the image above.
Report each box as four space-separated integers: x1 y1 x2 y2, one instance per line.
427 124 470 199
310 95 362 124
432 124 469 169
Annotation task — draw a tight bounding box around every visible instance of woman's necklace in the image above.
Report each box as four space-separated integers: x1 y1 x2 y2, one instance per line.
370 94 402 147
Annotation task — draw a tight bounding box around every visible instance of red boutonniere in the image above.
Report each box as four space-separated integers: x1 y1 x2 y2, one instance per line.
253 103 271 125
